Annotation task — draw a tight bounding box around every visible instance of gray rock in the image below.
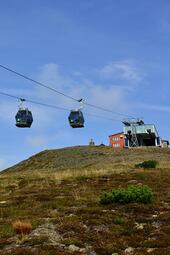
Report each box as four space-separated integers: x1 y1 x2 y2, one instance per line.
147 248 156 253
29 223 61 244
79 248 86 253
135 222 146 230
85 245 97 255
93 224 109 232
68 244 80 252
124 247 135 254
127 180 138 184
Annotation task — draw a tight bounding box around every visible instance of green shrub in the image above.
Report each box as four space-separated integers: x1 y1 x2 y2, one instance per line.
100 185 154 205
135 160 158 169
113 216 125 225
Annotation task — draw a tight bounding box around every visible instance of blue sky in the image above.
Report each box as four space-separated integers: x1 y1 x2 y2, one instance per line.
0 0 170 170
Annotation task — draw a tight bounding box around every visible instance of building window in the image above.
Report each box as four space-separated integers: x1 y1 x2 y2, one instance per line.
113 143 120 147
114 137 119 141
112 135 124 142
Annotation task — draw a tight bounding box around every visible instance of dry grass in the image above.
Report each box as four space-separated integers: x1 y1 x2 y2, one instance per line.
0 146 170 254
12 220 32 235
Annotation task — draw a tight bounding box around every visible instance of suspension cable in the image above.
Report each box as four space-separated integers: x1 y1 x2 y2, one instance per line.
0 90 121 122
0 64 134 118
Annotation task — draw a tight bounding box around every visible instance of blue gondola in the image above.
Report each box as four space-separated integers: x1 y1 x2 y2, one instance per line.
15 108 33 128
68 109 84 128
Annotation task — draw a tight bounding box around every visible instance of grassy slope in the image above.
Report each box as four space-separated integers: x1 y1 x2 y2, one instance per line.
0 146 170 255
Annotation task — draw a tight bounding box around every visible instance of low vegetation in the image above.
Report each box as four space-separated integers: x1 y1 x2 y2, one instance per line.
100 185 154 204
0 146 170 255
113 216 125 225
135 160 158 169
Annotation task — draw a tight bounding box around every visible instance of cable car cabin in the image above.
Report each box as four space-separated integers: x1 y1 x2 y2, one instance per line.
15 109 33 128
68 110 84 128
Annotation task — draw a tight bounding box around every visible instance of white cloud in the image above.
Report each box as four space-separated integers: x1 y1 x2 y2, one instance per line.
98 60 143 85
38 63 63 87
37 63 71 99
86 84 127 113
36 62 132 116
0 61 139 132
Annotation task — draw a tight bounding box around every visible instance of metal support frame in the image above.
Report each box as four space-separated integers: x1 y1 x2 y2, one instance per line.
130 124 139 147
123 118 143 148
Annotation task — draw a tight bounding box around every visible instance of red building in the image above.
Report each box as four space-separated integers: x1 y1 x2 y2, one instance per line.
109 132 124 149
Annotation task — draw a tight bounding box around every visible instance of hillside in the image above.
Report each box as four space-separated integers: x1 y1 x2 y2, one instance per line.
0 146 170 255
3 145 170 176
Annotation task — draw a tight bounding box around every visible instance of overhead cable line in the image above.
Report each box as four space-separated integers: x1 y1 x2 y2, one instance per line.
85 102 133 118
85 112 120 122
0 64 134 118
0 64 78 102
0 91 68 111
0 90 120 122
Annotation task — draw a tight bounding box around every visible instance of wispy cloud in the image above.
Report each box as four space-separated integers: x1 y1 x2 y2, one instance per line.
36 62 133 114
97 60 143 86
0 61 139 139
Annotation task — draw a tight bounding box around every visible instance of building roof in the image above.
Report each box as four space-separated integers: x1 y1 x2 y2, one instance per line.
124 124 159 138
109 132 124 137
